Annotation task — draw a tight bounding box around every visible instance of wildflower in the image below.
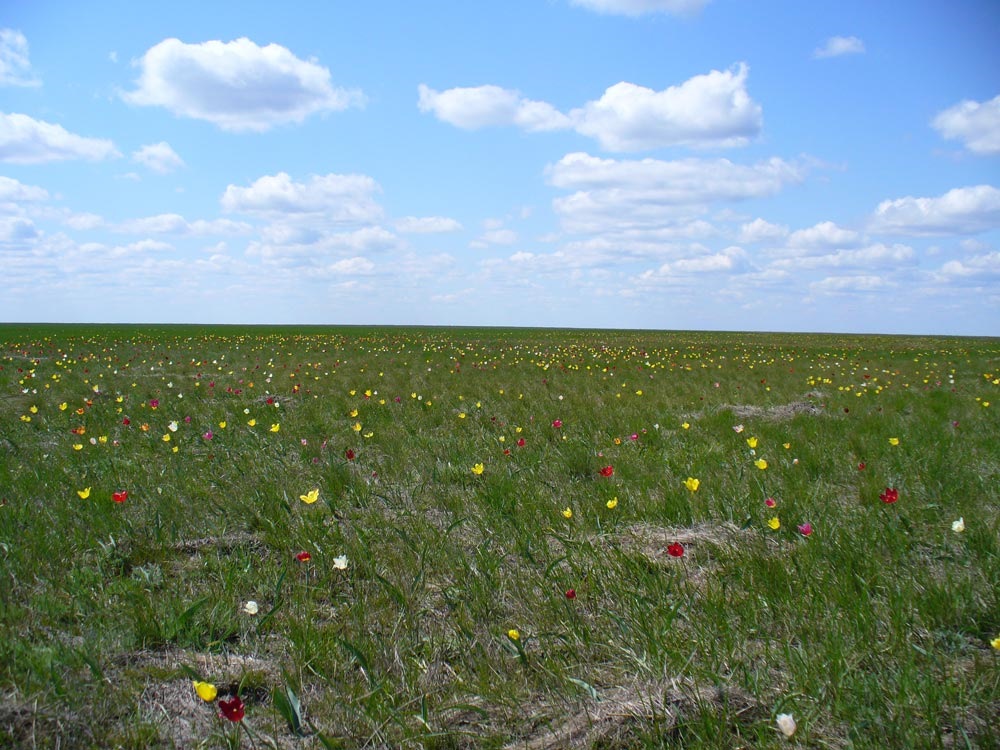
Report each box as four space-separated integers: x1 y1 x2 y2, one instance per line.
295 551 311 562
765 497 776 508
29 405 37 414
747 437 758 448
754 458 768 470
797 523 813 536
767 517 781 530
162 434 171 442
879 487 899 504
167 421 178 432
889 437 900 446
300 488 319 504
345 448 356 460
562 507 573 519
684 477 700 492
599 465 614 477
73 444 83 451
507 629 520 641
333 555 349 569
732 424 744 433
516 438 526 447
471 463 484 475
607 497 618 509
352 422 362 432
776 713 796 738
551 419 562 428
991 635 1000 650
149 399 159 409
247 419 256 427
783 442 791 449
218 421 226 429
218 695 245 722
202 431 213 440
77 487 91 499
681 422 690 429
667 542 684 557
952 518 965 533
59 402 67 411
243 600 259 616
270 423 280 432
858 462 866 470
565 589 576 599
193 680 218 702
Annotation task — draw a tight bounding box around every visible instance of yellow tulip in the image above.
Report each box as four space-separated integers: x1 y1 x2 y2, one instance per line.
300 488 319 504
767 517 780 530
270 423 280 432
471 463 484 475
77 487 91 499
754 459 768 470
193 680 217 702
607 497 618 509
684 477 700 492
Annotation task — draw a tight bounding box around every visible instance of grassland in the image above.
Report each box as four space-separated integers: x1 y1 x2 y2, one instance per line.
1 324 998 749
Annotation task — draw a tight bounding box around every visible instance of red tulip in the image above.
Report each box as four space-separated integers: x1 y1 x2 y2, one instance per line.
112 491 128 504
667 542 684 558
296 551 312 562
599 465 614 477
218 695 245 722
879 487 899 504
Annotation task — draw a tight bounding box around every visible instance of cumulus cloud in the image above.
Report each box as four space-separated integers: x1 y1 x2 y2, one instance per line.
394 216 463 233
0 175 49 203
0 216 39 242
936 251 1000 281
739 217 788 244
470 227 518 248
787 221 860 249
547 152 803 232
813 36 866 59
771 243 915 271
0 112 120 163
131 141 185 173
0 29 40 87
419 63 761 151
572 64 761 150
931 94 1000 155
123 38 364 132
115 213 252 236
569 0 710 16
221 172 383 222
870 184 1000 235
417 84 571 131
809 275 890 293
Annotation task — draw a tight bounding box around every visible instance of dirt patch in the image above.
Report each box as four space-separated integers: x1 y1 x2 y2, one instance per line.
503 678 763 749
729 399 823 420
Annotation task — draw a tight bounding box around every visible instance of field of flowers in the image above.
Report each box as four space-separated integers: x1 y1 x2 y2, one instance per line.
1 324 998 748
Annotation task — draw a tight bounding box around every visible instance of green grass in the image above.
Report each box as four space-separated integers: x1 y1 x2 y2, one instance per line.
1 324 998 748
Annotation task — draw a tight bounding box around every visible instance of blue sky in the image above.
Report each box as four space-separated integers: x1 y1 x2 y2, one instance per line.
2 0 999 334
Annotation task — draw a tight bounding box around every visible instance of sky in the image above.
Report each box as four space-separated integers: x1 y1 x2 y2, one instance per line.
1 0 999 335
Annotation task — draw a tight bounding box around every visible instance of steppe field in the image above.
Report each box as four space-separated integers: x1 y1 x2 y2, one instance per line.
1 324 997 749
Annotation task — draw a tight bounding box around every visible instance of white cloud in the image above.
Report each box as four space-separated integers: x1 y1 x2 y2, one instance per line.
813 36 866 59
739 218 788 243
931 95 1000 155
809 275 891 293
0 112 120 163
571 64 761 150
0 175 49 203
569 0 710 16
471 228 518 248
394 216 463 233
0 216 38 242
548 152 803 232
131 141 185 173
787 220 860 249
417 84 571 131
326 256 375 275
771 243 915 271
221 172 383 222
0 29 40 87
420 64 761 151
123 38 364 132
116 213 252 236
871 184 1000 235
937 251 1000 281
